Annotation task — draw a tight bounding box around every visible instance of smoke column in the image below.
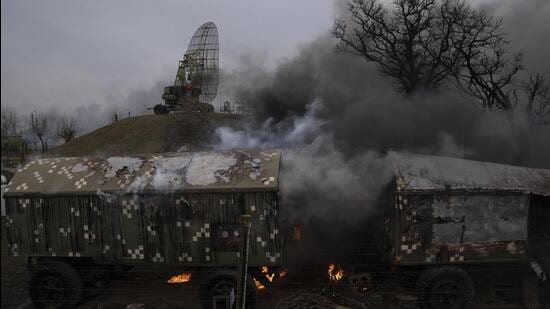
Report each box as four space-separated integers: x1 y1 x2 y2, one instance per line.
213 0 550 267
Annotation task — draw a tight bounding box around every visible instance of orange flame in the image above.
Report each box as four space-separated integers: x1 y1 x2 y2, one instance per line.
262 266 276 282
253 278 266 290
328 264 344 282
167 272 192 284
279 268 288 279
253 266 289 290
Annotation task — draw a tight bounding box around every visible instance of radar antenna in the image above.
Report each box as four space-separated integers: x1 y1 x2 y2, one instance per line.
153 22 219 115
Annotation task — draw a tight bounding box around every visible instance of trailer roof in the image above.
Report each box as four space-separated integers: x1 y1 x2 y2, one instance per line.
4 149 281 196
389 151 550 196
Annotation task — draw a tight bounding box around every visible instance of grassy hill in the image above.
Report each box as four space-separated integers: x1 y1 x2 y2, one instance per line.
47 113 241 157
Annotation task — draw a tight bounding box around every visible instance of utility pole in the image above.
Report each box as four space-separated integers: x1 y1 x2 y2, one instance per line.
236 214 251 309
30 110 36 152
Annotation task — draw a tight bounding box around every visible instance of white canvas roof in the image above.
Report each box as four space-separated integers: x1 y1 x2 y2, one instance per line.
389 151 550 196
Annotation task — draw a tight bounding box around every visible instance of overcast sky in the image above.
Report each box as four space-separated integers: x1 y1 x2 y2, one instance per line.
2 0 547 119
1 0 335 114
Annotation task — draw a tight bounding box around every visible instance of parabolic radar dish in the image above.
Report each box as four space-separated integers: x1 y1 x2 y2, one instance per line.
186 22 219 103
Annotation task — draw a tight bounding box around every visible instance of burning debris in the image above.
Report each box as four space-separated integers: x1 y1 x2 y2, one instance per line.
262 266 276 282
328 264 344 282
253 278 266 290
279 268 288 279
167 272 192 284
253 266 289 290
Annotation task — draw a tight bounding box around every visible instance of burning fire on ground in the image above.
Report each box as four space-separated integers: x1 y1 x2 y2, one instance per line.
253 278 267 290
262 266 275 282
253 266 289 290
167 272 192 283
279 268 288 279
328 264 344 282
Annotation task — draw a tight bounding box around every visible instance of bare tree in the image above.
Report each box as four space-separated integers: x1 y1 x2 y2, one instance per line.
1 106 19 137
334 0 521 106
450 6 523 110
56 116 79 143
334 0 463 94
31 112 50 153
523 71 550 125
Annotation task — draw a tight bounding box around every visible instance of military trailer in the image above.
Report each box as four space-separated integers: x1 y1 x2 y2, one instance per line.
3 149 282 308
383 152 550 308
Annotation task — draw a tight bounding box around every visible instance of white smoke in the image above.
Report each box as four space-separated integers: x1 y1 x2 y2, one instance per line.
214 100 324 150
213 100 392 223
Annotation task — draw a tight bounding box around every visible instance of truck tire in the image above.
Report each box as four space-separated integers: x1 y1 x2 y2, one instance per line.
29 261 83 309
199 270 256 309
416 266 474 309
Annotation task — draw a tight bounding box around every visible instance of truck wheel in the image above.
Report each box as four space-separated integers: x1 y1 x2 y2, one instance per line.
199 270 256 309
29 261 83 309
416 266 474 309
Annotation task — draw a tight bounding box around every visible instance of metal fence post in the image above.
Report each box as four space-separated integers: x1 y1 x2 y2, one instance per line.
236 214 251 309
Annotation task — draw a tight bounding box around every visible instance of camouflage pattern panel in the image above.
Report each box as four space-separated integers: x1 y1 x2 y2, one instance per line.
5 197 31 257
4 150 282 266
245 192 281 267
136 192 281 267
140 193 205 265
4 195 117 259
395 193 530 265
190 193 239 266
111 195 144 262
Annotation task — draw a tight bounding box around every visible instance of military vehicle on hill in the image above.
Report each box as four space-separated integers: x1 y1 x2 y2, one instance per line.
153 22 219 115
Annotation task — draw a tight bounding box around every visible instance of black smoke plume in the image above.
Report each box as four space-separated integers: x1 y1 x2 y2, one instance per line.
214 0 550 269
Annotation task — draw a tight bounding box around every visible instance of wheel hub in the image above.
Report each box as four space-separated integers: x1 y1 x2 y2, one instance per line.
431 280 461 306
212 280 236 308
37 275 64 303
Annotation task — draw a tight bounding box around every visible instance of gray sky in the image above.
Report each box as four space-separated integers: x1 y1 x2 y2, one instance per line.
2 0 547 119
1 0 335 114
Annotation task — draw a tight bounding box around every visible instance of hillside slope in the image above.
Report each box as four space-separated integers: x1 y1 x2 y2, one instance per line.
47 113 241 157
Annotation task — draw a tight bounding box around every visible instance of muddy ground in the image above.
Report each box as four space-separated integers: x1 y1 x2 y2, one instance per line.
2 255 549 309
1 257 390 309
2 219 548 309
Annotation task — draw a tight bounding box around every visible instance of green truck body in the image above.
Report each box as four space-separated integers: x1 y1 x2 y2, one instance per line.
3 149 283 268
385 152 550 271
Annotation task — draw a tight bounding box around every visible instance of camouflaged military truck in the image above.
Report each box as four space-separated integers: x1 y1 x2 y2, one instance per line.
383 152 550 309
3 149 282 308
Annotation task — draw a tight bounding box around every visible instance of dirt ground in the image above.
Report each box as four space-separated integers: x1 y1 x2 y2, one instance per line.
2 220 548 309
1 256 29 308
0 260 394 309
2 257 549 309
